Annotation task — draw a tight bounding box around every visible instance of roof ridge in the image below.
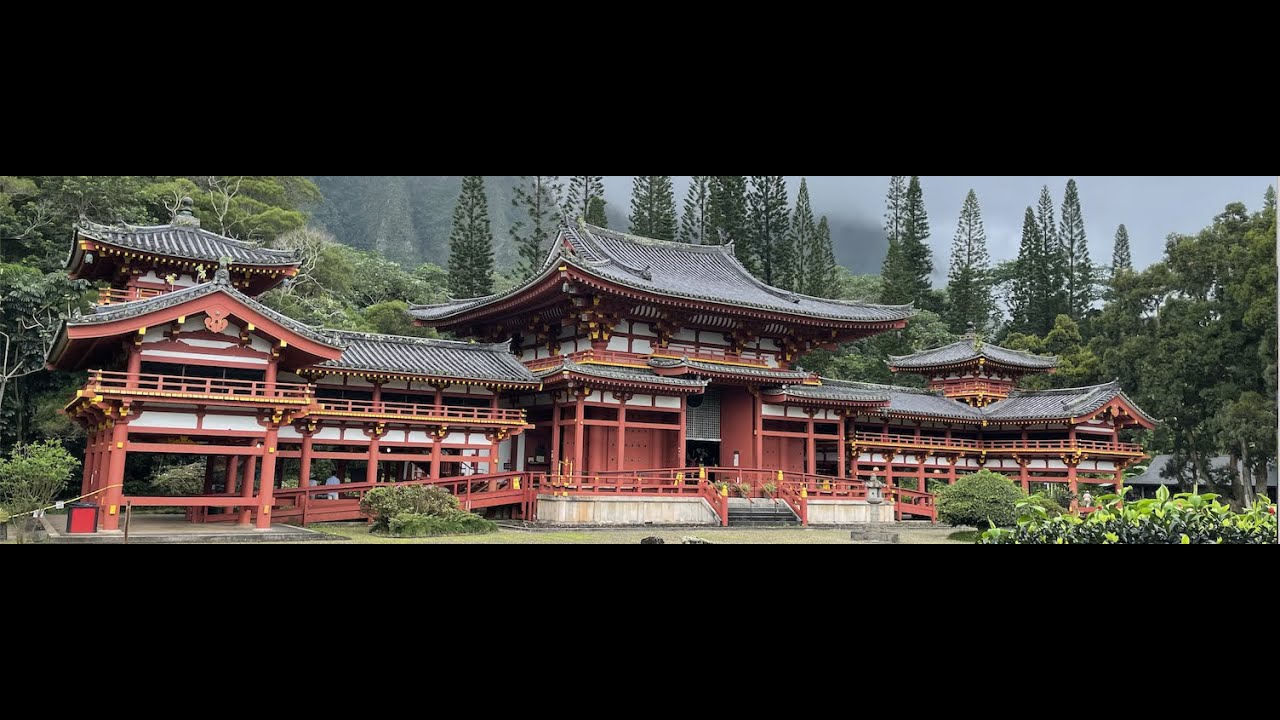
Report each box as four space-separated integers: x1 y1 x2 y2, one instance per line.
1008 380 1120 397
325 329 512 352
581 223 735 255
818 377 941 396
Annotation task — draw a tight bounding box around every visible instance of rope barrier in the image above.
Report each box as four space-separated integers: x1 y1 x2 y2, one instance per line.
5 484 123 520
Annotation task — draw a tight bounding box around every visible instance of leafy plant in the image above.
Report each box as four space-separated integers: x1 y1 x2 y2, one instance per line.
150 462 205 496
935 470 1026 528
387 510 497 538
981 485 1278 544
0 440 78 543
761 482 778 498
732 482 752 499
360 485 459 532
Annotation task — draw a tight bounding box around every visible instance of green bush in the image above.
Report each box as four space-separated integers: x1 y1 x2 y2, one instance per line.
936 470 1026 528
0 440 79 543
387 510 497 538
981 486 1278 544
360 485 459 532
150 462 205 496
1027 493 1068 518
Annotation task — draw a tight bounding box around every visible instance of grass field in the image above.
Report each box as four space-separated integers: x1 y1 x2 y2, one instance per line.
309 523 969 545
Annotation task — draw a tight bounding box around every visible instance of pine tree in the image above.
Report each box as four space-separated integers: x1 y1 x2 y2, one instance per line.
945 189 993 333
1265 185 1276 213
812 215 838 298
744 175 789 284
448 175 494 298
679 176 713 245
1059 179 1095 320
784 178 818 293
564 176 604 222
880 176 908 303
628 176 677 241
510 175 562 276
1112 223 1132 274
1009 206 1043 332
1036 185 1066 322
883 176 932 305
709 176 747 245
586 196 608 227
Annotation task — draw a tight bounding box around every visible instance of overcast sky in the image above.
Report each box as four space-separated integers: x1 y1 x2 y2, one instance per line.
601 176 1275 279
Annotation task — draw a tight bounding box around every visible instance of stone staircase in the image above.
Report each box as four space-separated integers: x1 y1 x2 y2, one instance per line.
727 497 801 527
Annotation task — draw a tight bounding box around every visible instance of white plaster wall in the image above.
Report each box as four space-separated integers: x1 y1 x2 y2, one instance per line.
132 411 199 430
203 415 263 432
654 396 680 409
632 338 653 354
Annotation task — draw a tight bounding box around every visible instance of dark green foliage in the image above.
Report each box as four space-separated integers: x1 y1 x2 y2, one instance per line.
882 176 932 305
150 462 206 496
945 189 994 332
784 179 819 293
0 440 79 541
387 511 497 537
511 176 562 276
1112 224 1132 274
709 176 747 247
802 309 955 385
448 175 495 298
1059 179 1095 319
564 176 604 222
743 176 789 284
810 217 838 299
628 176 677 241
981 486 1277 544
1036 185 1068 322
936 470 1026 528
586 197 609 227
679 176 713 245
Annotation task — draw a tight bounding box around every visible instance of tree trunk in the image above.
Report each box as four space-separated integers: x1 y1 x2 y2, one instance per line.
1253 456 1271 504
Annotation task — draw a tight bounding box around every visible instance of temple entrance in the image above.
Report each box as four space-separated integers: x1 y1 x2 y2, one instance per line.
686 440 720 468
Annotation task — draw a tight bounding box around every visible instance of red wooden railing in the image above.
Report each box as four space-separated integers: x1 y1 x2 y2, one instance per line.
523 349 651 371
892 487 938 523
97 286 171 305
653 344 769 368
937 380 1013 396
313 398 526 423
851 431 1143 454
88 370 313 402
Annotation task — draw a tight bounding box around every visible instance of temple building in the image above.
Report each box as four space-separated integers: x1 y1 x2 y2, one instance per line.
50 208 1156 530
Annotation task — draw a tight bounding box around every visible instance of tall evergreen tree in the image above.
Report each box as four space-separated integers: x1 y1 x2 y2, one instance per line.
679 176 713 245
510 175 562 276
586 196 609 227
784 178 818 293
1112 223 1132 274
1036 185 1066 320
883 176 932 305
448 175 494 298
564 175 604 221
812 216 838 298
709 176 747 245
880 176 908 302
1059 179 1095 319
945 190 994 332
628 176 678 241
744 176 789 284
1265 185 1276 213
1009 206 1044 332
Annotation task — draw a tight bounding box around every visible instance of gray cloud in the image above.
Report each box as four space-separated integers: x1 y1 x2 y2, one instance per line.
602 176 1275 279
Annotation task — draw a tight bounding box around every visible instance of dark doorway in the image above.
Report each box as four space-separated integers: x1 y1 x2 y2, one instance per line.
686 441 720 468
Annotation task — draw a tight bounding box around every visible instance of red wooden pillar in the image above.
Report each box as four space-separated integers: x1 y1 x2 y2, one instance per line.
1019 460 1030 493
125 346 142 385
256 427 279 530
102 420 129 531
948 457 958 485
805 419 817 476
615 403 627 471
915 424 925 491
366 435 381 484
299 432 314 489
203 455 217 495
226 456 241 496
430 435 442 480
264 356 278 393
237 455 258 526
573 392 585 478
550 397 562 477
837 414 847 479
80 435 94 496
675 397 686 469
753 391 763 470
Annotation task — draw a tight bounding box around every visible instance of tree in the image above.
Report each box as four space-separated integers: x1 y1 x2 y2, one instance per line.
946 189 994 333
563 176 604 222
510 176 562 276
679 176 713 245
1036 185 1067 321
811 216 838 299
628 176 677 241
0 440 79 543
1059 179 1095 319
784 179 819 293
1007 207 1043 333
936 470 1026 529
744 176 790 285
882 176 932 305
1112 224 1132 274
586 196 609 227
447 176 495 298
709 175 747 246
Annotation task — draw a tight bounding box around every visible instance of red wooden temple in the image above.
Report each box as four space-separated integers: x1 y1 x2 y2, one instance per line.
50 203 1156 530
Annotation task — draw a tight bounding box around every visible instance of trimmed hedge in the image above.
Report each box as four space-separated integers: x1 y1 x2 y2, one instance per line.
936 470 1026 528
388 510 497 537
360 485 497 537
981 485 1277 544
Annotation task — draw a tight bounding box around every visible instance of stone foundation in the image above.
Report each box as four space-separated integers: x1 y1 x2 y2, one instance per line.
805 500 896 525
537 495 718 526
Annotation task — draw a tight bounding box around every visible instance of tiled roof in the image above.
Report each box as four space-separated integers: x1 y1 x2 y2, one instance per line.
983 381 1156 423
75 220 300 267
648 357 814 381
762 377 890 405
1131 455 1276 487
314 331 538 385
67 270 338 348
411 222 915 324
535 358 710 389
889 336 1058 371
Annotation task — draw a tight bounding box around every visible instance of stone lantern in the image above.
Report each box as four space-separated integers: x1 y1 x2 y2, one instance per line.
866 476 886 505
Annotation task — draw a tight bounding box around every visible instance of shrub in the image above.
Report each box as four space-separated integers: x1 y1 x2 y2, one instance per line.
360 484 459 531
1026 493 1068 518
150 462 206 496
0 440 79 544
387 510 497 537
936 470 1026 528
733 482 752 498
981 486 1278 544
761 482 777 497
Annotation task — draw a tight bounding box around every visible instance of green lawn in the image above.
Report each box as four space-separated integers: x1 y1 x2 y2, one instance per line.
309 523 967 545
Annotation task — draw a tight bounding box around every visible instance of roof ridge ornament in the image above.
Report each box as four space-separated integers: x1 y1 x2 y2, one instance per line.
173 196 201 228
214 258 232 285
